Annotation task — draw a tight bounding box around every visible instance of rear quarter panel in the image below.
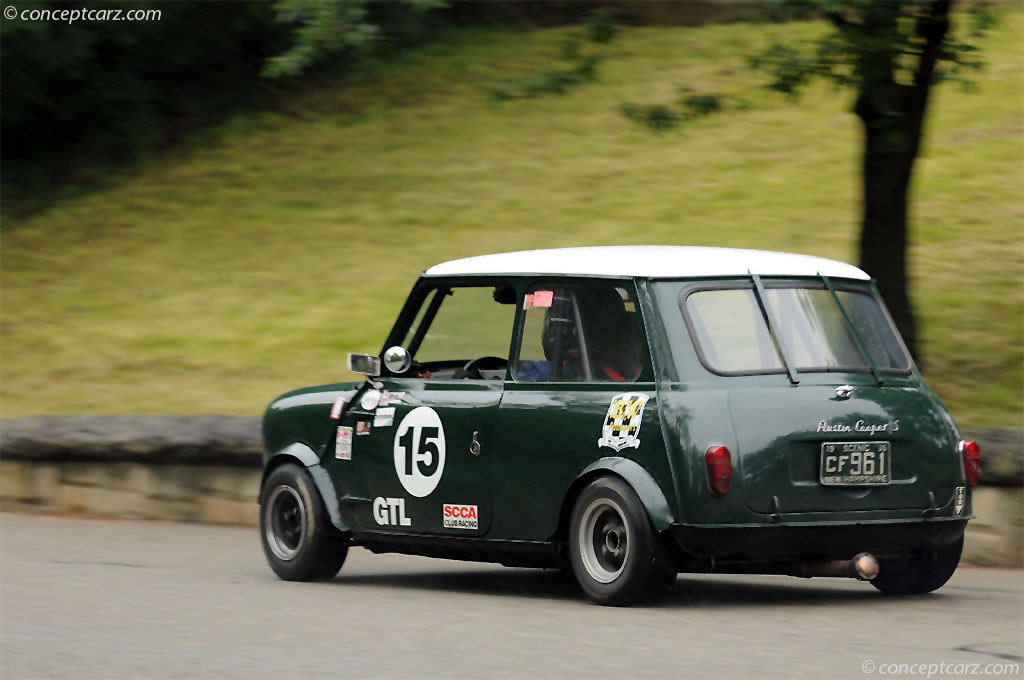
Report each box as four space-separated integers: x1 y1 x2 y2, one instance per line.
491 381 674 541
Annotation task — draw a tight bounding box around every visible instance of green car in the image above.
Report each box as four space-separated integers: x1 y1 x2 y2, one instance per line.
259 246 979 605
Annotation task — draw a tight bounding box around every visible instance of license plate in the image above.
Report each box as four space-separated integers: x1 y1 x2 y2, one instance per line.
820 441 891 486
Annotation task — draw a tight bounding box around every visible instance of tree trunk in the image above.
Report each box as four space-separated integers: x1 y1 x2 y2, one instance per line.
852 0 952 366
857 122 919 362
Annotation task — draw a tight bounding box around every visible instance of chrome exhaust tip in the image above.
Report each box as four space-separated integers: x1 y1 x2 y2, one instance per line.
788 552 880 580
852 552 879 581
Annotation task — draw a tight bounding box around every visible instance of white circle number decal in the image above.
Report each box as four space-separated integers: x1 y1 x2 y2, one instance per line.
393 407 446 498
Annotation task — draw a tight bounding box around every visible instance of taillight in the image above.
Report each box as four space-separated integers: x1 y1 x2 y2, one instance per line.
705 445 732 496
960 440 981 487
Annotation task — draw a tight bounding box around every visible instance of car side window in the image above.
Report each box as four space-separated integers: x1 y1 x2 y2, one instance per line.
515 284 645 383
401 284 516 379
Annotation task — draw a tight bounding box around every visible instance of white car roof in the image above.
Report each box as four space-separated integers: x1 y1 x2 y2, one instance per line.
423 246 870 281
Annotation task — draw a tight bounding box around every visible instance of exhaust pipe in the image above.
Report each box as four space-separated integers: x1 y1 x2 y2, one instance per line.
790 552 880 581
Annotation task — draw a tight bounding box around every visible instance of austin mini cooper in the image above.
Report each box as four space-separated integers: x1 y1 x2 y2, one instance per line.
259 246 979 605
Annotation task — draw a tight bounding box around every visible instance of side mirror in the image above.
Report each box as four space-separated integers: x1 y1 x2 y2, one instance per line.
347 353 381 377
383 346 412 374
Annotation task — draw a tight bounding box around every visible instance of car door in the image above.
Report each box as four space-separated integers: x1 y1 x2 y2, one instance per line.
334 282 517 537
491 280 668 542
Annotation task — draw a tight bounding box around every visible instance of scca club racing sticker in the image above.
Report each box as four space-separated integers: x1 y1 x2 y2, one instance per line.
598 393 650 452
442 504 478 530
393 406 446 498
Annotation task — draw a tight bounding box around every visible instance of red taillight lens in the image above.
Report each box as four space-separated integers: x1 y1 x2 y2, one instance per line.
961 440 981 487
705 445 732 496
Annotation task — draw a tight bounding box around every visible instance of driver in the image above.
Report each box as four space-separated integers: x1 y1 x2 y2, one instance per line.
575 288 643 382
515 290 582 381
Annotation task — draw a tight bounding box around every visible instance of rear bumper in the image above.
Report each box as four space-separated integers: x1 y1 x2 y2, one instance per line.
671 518 967 561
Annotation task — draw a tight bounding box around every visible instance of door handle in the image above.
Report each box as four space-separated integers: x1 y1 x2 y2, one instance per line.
469 431 481 457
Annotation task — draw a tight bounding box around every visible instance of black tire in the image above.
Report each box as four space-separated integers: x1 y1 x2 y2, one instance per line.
870 535 963 595
259 463 348 581
568 476 674 606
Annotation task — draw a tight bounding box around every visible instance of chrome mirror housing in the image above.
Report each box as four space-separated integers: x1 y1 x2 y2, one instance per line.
383 346 412 374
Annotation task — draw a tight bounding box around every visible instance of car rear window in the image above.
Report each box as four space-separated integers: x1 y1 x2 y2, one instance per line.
683 285 910 375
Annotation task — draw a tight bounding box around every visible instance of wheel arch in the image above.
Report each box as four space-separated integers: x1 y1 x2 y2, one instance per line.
556 457 675 542
261 443 349 533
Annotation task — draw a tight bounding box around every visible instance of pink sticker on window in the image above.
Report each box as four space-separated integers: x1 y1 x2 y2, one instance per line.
523 294 534 310
533 290 554 308
330 396 346 420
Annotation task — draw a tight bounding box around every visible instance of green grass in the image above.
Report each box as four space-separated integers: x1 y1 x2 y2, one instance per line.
2 13 1022 426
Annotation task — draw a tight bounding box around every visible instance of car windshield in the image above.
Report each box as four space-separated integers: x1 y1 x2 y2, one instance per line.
683 284 910 375
403 285 516 364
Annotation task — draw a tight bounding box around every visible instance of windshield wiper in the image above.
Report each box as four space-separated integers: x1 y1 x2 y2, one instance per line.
820 274 884 386
750 272 799 385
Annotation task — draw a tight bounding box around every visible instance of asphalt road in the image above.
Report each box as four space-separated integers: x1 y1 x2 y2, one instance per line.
2 514 1022 680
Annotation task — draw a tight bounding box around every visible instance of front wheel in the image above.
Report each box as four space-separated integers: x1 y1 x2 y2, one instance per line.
568 476 674 606
870 535 963 595
260 463 348 581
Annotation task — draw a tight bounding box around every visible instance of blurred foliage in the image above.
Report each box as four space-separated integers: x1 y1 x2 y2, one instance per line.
1 0 609 221
487 10 618 101
751 1 992 99
624 1 994 134
1 0 447 221
621 87 746 131
263 0 446 78
1 1 290 216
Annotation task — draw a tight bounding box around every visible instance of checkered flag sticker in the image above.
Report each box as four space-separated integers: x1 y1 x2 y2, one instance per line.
597 393 650 452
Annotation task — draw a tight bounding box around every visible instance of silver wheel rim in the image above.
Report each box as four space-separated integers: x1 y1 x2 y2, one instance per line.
265 485 306 561
578 497 630 584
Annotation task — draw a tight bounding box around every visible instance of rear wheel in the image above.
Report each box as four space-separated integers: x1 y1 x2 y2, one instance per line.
568 476 674 606
260 463 348 581
871 535 963 595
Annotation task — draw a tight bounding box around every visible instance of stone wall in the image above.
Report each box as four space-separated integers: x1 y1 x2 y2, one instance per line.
0 459 262 526
0 415 262 525
960 428 1024 567
1 416 1020 567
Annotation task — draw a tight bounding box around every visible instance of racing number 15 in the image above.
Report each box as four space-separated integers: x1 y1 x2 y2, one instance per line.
399 426 440 476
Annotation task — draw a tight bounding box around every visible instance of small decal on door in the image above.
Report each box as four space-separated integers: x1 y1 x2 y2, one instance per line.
443 504 478 530
329 396 346 420
374 407 395 428
335 426 353 460
356 421 372 435
598 393 650 452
